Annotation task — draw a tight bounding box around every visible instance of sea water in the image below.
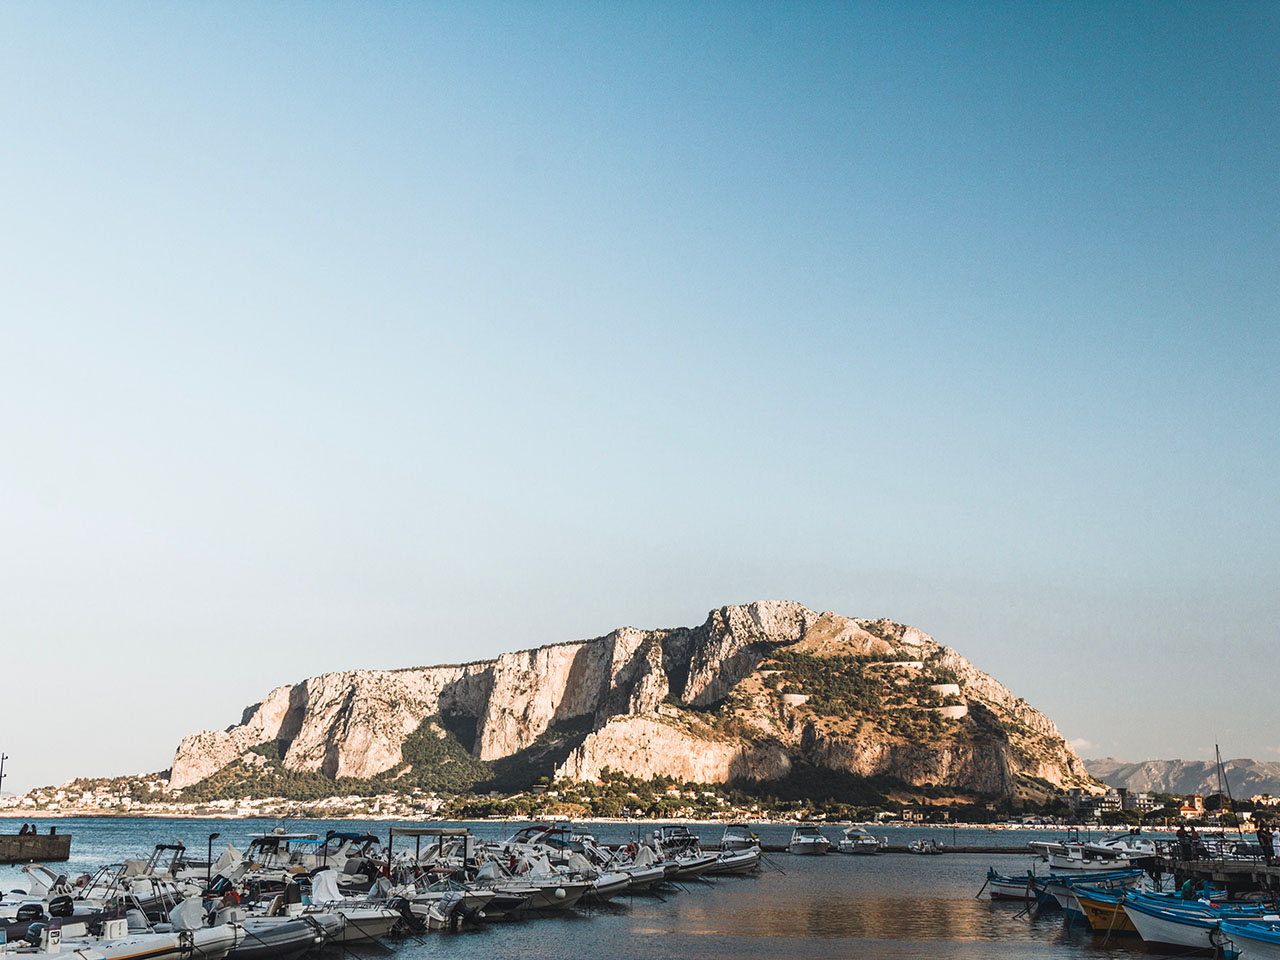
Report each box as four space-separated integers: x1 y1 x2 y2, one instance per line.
1 819 1163 959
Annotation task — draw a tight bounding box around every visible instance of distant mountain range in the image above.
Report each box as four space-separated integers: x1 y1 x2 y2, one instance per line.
1085 758 1280 797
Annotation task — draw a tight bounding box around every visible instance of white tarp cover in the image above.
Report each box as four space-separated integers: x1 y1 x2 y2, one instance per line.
211 844 242 874
310 869 343 904
523 855 554 878
169 898 205 931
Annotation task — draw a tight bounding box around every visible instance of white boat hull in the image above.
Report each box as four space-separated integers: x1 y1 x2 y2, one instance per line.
787 842 830 856
1123 902 1219 954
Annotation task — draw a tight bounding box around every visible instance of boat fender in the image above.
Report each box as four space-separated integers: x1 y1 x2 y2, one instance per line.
554 888 566 900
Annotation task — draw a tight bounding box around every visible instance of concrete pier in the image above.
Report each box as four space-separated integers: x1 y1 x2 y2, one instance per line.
1157 856 1280 895
0 833 71 864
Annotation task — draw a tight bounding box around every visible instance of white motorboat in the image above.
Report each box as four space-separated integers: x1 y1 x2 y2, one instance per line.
836 827 881 855
906 839 943 855
704 846 761 875
650 826 718 878
214 903 344 960
305 870 401 942
9 901 239 960
787 826 831 856
718 824 760 852
1028 840 1130 871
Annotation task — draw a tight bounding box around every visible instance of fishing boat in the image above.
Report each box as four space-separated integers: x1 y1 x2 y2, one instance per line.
1038 870 1142 919
836 827 881 855
984 868 1037 901
1218 919 1280 959
1073 886 1138 934
787 826 831 856
1121 894 1277 955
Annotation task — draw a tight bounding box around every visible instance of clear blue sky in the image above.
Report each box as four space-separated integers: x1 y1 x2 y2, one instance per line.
1 2 1276 793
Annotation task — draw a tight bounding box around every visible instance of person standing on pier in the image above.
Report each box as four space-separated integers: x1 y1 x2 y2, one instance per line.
1177 824 1192 860
1189 825 1206 859
1258 822 1274 865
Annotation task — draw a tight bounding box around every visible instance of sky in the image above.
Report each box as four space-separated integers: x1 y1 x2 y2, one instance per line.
0 2 1276 794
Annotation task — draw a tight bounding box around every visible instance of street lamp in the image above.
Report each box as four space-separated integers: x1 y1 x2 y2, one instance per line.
207 832 221 886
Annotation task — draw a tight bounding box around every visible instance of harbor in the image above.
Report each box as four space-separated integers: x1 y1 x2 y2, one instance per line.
5 817 1280 960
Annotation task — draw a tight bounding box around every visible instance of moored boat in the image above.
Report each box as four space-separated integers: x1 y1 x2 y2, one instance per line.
787 826 831 856
836 827 881 855
1218 919 1280 959
984 868 1036 901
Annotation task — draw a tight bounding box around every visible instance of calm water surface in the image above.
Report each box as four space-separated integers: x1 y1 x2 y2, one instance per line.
1 819 1170 959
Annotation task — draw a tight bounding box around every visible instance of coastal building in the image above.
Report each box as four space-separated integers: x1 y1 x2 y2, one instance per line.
1178 794 1206 818
1121 791 1155 813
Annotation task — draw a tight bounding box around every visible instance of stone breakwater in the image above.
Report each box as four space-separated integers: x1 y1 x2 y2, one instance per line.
168 601 1096 797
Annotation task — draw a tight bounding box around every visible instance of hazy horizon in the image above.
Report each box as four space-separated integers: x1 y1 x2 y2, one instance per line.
1 2 1276 794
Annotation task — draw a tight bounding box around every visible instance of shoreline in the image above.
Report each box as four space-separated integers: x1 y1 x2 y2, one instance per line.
0 811 1188 832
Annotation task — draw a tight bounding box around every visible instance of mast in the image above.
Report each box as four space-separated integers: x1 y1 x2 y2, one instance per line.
1215 744 1242 839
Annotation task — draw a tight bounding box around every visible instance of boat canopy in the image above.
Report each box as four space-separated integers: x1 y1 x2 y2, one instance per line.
388 827 472 837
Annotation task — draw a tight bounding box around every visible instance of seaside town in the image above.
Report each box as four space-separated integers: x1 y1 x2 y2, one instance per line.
5 776 1280 828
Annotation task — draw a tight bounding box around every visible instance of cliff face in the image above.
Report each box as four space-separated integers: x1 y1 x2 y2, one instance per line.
168 601 1095 798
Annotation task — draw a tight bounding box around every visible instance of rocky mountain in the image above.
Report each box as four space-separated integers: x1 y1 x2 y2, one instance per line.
1086 758 1280 798
168 601 1097 800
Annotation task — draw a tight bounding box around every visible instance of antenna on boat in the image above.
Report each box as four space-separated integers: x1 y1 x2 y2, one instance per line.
0 753 7 795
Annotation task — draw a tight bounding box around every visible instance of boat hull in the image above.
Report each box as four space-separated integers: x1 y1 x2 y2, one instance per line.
787 842 830 856
1075 893 1138 934
704 848 761 876
1122 901 1220 955
1219 921 1280 960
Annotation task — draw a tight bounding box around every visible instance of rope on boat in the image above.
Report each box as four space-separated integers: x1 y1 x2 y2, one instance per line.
760 854 787 875
973 873 990 899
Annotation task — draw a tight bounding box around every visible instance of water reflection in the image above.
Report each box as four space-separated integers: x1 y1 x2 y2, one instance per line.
0 819 1192 960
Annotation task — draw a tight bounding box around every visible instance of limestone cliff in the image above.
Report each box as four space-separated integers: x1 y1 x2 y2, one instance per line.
168 601 1096 798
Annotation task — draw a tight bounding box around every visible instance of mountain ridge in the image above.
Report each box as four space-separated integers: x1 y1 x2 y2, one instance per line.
168 601 1097 801
1085 757 1280 797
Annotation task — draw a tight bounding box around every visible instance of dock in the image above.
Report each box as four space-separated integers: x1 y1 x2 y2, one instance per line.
1154 856 1280 896
0 833 72 864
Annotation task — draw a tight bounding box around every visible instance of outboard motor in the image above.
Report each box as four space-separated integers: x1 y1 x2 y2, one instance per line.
16 904 45 923
205 874 233 896
48 896 74 918
24 922 47 946
387 896 424 934
435 891 483 932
